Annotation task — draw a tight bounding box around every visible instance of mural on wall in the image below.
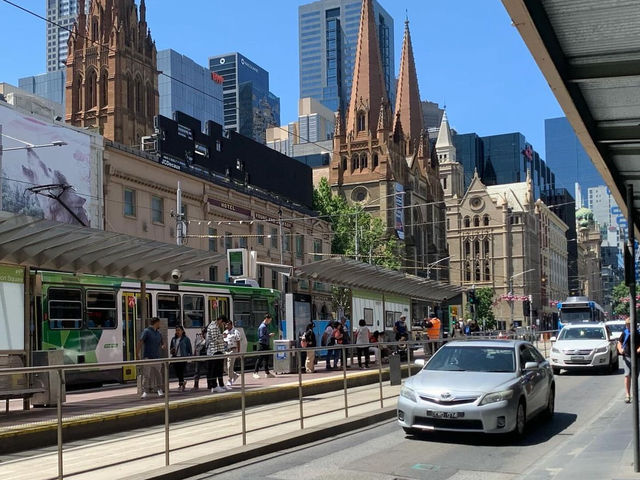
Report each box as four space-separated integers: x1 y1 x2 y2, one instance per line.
0 104 101 227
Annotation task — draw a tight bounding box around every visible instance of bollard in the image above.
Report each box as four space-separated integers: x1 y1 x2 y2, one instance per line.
240 354 246 445
389 352 401 386
342 346 348 418
298 348 304 429
164 360 170 466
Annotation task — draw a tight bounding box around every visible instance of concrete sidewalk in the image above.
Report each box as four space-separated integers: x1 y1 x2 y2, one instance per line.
0 380 401 480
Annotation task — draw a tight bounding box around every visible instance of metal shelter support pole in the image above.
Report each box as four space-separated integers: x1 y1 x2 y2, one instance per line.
23 265 31 410
57 368 63 480
240 355 246 445
627 184 639 473
342 346 348 418
378 347 384 408
297 348 304 430
164 360 170 466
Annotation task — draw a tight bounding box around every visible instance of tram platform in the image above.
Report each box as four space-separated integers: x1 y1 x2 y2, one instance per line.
0 354 417 454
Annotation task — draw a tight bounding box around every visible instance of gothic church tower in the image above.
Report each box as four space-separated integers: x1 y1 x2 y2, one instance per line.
65 0 158 147
330 0 448 277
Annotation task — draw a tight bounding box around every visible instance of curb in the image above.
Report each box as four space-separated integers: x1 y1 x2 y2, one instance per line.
0 367 406 454
123 406 397 480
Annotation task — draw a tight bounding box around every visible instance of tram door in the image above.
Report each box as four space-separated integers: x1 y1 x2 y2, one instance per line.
121 292 151 381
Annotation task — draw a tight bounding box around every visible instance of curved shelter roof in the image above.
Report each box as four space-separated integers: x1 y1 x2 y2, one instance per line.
294 257 464 302
0 213 222 282
502 0 640 234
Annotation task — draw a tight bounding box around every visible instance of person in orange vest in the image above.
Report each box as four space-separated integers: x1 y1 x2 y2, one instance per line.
425 314 441 355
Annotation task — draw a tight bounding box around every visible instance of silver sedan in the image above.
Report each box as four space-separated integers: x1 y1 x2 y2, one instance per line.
397 340 555 437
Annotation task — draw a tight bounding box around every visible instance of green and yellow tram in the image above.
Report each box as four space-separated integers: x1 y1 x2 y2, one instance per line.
34 272 280 385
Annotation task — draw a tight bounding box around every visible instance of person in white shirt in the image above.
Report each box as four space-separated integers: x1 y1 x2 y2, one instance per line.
355 319 371 368
223 319 241 387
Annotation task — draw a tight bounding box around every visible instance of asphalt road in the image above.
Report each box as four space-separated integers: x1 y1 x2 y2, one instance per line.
189 367 625 480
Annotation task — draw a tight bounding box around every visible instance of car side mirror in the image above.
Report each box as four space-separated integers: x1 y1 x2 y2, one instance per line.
414 358 425 367
550 336 556 342
524 361 539 370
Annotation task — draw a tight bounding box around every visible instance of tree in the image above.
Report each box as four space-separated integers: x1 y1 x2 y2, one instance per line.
475 287 496 329
313 178 400 270
612 281 630 317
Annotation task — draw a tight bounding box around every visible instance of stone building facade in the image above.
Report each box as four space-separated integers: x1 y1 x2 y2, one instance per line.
103 141 333 299
576 207 603 305
329 1 448 277
65 0 158 147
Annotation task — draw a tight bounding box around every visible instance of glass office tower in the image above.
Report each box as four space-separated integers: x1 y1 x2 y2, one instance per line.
158 50 223 126
209 52 280 144
298 0 395 113
46 0 90 72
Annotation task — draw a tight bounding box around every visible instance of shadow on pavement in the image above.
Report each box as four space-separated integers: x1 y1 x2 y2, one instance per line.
405 411 577 447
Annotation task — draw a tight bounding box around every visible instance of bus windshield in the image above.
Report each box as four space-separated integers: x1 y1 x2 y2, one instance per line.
560 308 592 323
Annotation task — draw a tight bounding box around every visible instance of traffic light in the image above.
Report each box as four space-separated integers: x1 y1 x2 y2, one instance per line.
468 289 476 305
523 299 531 316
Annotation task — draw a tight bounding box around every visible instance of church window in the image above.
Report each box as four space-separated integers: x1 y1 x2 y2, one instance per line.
483 215 490 226
484 239 490 256
474 240 480 256
464 240 470 257
72 74 82 112
86 69 97 109
465 262 471 282
475 262 481 281
135 76 143 114
463 216 470 228
125 74 133 110
473 215 480 227
91 19 98 42
100 70 108 107
484 261 491 281
351 154 359 171
373 154 378 168
146 82 154 117
361 153 368 169
357 112 365 132
442 177 447 189
341 157 347 171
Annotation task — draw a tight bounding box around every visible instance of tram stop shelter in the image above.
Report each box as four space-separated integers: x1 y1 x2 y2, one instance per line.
294 257 465 331
0 212 222 367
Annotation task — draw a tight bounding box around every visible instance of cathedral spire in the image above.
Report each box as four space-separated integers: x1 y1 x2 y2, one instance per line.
345 0 388 139
435 110 456 164
393 18 423 151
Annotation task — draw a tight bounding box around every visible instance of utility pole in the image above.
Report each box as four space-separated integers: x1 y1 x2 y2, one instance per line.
278 207 284 265
354 208 359 261
626 184 639 472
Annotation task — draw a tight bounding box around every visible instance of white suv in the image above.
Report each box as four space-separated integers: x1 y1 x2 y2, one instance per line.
550 323 618 374
605 320 626 342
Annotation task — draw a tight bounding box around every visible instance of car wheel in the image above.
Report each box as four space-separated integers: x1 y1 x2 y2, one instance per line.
552 367 561 375
543 386 555 421
511 400 526 439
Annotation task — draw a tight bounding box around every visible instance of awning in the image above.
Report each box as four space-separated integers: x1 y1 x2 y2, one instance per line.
0 213 222 282
502 0 640 233
294 257 465 302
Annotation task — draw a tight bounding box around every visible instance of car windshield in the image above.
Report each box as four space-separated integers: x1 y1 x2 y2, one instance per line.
558 327 605 340
426 346 515 373
607 324 626 333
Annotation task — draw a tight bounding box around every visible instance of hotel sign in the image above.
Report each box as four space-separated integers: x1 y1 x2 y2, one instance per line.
207 198 251 217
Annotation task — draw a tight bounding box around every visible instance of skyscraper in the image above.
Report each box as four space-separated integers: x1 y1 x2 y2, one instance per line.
298 0 394 113
208 52 280 144
157 49 223 126
545 116 604 196
46 0 89 72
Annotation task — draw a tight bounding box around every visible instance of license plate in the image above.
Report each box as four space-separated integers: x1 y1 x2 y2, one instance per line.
570 356 584 361
427 410 464 419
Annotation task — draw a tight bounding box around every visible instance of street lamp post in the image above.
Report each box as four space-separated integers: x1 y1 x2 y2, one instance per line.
426 256 451 280
509 268 535 328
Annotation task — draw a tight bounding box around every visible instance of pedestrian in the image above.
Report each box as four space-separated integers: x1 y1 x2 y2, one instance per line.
426 314 441 356
223 319 241 387
192 326 208 390
303 322 317 373
136 317 165 399
355 319 370 368
332 321 344 368
617 318 640 403
394 315 408 341
253 313 275 379
170 325 192 392
321 321 335 370
207 316 228 393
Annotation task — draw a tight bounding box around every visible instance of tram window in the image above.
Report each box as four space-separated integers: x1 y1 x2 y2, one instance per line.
48 288 82 329
86 290 117 329
157 293 180 327
233 298 251 328
183 295 205 328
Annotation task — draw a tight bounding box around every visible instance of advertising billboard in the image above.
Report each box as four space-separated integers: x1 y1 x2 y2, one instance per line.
395 182 405 240
0 103 102 227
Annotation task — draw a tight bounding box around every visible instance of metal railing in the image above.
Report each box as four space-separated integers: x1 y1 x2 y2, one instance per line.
0 332 558 479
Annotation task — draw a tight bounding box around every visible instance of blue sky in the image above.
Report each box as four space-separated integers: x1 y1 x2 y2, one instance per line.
0 0 569 176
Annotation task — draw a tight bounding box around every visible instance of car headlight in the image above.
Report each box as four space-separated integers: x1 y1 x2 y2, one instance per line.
400 385 417 403
479 389 514 406
551 347 560 354
594 346 608 354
